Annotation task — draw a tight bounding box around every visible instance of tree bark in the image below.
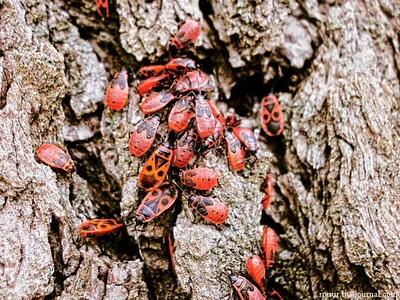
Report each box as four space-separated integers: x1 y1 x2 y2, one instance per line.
0 0 399 299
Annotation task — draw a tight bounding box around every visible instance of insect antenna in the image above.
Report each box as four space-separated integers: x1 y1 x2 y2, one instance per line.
269 67 283 95
123 218 148 232
171 179 185 194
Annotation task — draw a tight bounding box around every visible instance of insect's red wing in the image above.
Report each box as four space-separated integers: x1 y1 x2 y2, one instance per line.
79 219 123 237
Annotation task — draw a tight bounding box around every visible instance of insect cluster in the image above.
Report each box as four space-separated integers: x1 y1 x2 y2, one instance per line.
230 174 283 300
103 20 260 229
35 12 286 299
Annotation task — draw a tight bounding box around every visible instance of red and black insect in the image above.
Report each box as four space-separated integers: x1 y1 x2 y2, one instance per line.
129 115 160 157
139 91 176 114
225 130 246 171
165 58 196 73
139 65 166 78
232 127 258 153
195 96 216 139
204 117 224 147
260 173 272 210
168 96 194 133
36 144 75 173
136 183 179 222
188 195 229 224
262 228 278 268
79 219 123 237
172 70 212 94
138 142 173 191
260 94 284 136
105 70 129 111
171 20 201 49
179 167 217 190
230 275 266 300
247 255 267 292
96 0 109 18
137 74 170 96
172 130 198 168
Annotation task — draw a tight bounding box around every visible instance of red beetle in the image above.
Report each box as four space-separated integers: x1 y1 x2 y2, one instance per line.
168 96 194 133
165 58 196 73
224 130 246 171
129 115 160 157
230 275 266 300
138 142 173 191
204 117 224 147
96 0 109 18
262 228 278 268
195 97 216 139
172 70 212 94
260 173 272 210
171 20 201 49
260 94 284 136
247 255 267 292
179 167 217 190
139 65 166 78
172 130 198 168
137 74 170 96
232 127 258 153
139 91 176 114
36 144 75 173
105 70 129 111
79 219 123 237
188 195 229 224
136 183 179 222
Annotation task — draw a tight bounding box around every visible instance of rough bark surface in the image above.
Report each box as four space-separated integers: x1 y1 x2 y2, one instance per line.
0 0 399 299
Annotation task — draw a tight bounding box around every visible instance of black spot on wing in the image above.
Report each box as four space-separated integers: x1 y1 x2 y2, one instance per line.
146 126 156 139
137 121 148 134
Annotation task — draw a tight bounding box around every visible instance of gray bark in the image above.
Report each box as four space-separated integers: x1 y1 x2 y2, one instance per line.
0 0 399 299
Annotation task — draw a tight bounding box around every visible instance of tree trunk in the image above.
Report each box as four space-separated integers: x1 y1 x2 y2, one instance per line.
0 0 399 299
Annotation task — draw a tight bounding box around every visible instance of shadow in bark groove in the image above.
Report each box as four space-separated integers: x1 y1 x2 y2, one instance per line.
46 216 69 299
61 94 75 120
63 0 135 75
0 58 9 110
67 135 121 216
